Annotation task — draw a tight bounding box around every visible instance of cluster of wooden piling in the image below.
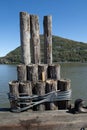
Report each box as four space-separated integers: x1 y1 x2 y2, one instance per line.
8 12 71 111
9 64 71 111
20 12 52 64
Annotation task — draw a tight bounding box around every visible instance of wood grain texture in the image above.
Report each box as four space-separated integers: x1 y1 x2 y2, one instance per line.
20 12 31 65
30 15 40 64
43 16 52 64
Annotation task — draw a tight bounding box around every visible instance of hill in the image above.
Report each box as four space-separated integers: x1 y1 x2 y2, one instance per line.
0 35 87 64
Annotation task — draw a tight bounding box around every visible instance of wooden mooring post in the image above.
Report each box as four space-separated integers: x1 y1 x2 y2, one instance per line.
45 80 58 110
48 64 60 80
27 64 38 82
20 12 31 65
9 81 19 110
17 64 27 81
8 12 72 112
19 81 32 96
32 81 46 111
58 79 71 109
19 81 32 108
30 15 40 64
38 64 48 81
43 16 52 64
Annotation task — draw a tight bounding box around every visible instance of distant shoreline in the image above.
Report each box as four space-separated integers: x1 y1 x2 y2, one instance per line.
0 35 87 64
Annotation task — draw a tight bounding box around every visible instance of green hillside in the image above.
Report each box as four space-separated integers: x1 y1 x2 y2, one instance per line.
0 35 87 64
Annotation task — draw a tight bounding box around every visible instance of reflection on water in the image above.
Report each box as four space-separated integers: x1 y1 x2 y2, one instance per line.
0 63 87 107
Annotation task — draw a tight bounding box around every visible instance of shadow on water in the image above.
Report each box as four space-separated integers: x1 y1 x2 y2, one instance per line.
0 108 10 112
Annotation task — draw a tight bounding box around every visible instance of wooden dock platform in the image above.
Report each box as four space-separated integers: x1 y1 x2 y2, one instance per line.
0 110 87 130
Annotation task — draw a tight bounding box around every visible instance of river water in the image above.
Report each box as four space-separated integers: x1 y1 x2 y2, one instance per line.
0 64 17 108
0 63 87 108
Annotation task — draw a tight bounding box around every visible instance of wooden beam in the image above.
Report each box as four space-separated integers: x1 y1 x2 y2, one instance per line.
0 110 87 130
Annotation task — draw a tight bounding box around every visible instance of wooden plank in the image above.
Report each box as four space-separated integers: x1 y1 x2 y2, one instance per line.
0 110 86 130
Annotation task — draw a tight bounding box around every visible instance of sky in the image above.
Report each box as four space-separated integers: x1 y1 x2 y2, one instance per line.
0 0 87 57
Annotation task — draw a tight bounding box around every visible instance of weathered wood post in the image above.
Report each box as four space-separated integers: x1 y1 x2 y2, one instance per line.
58 79 71 109
19 81 32 96
32 81 45 111
45 80 58 110
9 81 19 110
30 15 40 64
20 12 31 65
19 81 32 108
27 64 38 82
48 64 60 80
43 16 52 64
38 64 48 81
17 64 27 81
